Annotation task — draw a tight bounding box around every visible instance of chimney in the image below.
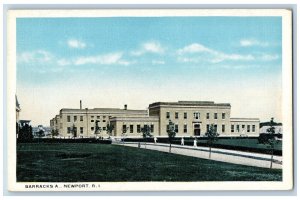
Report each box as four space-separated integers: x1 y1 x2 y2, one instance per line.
80 100 82 109
124 104 127 110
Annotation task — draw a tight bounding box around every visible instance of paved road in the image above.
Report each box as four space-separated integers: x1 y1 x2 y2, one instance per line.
114 142 282 169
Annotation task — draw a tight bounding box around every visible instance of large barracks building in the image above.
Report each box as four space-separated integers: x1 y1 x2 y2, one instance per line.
50 101 260 138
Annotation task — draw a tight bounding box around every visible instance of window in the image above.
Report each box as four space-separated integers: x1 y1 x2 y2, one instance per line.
91 127 94 131
67 127 71 134
123 125 127 133
166 112 170 119
252 125 255 132
150 125 154 132
206 113 210 119
103 127 106 131
222 125 226 133
242 125 245 129
97 116 100 119
214 113 218 119
137 125 141 133
231 125 234 132
103 116 106 119
222 113 225 119
67 116 70 122
194 112 200 119
206 124 210 132
80 116 83 121
103 120 106 122
247 125 250 132
91 120 94 123
175 112 178 119
130 125 133 133
175 124 178 133
184 112 187 119
237 125 240 132
184 124 187 133
80 127 83 134
91 116 94 118
166 125 169 132
214 124 218 132
74 116 77 122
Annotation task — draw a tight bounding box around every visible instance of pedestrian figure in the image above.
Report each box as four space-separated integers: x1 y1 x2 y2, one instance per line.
193 138 197 147
181 137 184 146
154 136 157 144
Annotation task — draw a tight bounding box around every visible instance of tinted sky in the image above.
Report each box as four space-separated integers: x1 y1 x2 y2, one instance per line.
16 17 282 126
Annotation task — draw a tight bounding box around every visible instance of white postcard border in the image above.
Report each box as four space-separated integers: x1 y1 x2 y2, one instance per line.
7 9 293 191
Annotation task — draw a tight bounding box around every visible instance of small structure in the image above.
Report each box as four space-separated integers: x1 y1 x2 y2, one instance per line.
16 95 21 122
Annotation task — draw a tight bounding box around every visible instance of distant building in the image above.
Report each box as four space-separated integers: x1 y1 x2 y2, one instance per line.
50 100 260 138
16 95 21 122
260 124 283 134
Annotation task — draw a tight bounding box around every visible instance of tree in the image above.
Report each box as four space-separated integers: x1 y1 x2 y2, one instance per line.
51 129 59 138
167 120 176 153
94 120 102 139
121 125 129 144
261 117 278 169
106 124 114 137
36 129 45 143
205 124 219 159
141 125 152 148
37 129 45 138
18 123 33 141
70 124 77 138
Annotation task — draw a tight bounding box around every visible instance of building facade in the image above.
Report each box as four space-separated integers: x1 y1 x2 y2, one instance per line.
50 101 260 138
50 105 148 138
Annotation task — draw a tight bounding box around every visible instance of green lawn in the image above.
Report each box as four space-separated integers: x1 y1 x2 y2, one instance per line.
17 143 282 182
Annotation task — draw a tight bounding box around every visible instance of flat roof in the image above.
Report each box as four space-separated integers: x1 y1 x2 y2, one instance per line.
110 116 159 122
60 108 147 113
149 101 231 108
230 118 260 122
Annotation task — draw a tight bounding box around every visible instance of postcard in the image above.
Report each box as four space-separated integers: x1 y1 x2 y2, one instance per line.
6 9 293 191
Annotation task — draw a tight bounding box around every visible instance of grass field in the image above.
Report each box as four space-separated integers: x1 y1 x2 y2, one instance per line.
17 143 282 182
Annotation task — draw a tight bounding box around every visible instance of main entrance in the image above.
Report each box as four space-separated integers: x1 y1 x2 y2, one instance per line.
194 124 201 136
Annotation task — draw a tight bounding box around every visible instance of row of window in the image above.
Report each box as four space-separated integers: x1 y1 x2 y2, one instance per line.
66 115 108 123
231 124 256 133
166 124 226 133
67 126 107 134
122 124 154 134
166 112 226 120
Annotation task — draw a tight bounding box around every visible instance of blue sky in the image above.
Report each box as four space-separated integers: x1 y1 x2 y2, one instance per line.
16 17 282 126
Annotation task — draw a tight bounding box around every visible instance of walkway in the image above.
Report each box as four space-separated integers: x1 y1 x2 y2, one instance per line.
114 142 282 169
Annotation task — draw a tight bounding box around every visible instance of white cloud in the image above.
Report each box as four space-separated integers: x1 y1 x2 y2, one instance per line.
259 54 280 61
67 39 86 49
17 50 53 63
131 41 165 56
240 39 269 47
74 52 130 66
210 53 255 63
177 43 255 64
143 41 164 54
57 59 71 66
177 43 213 55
